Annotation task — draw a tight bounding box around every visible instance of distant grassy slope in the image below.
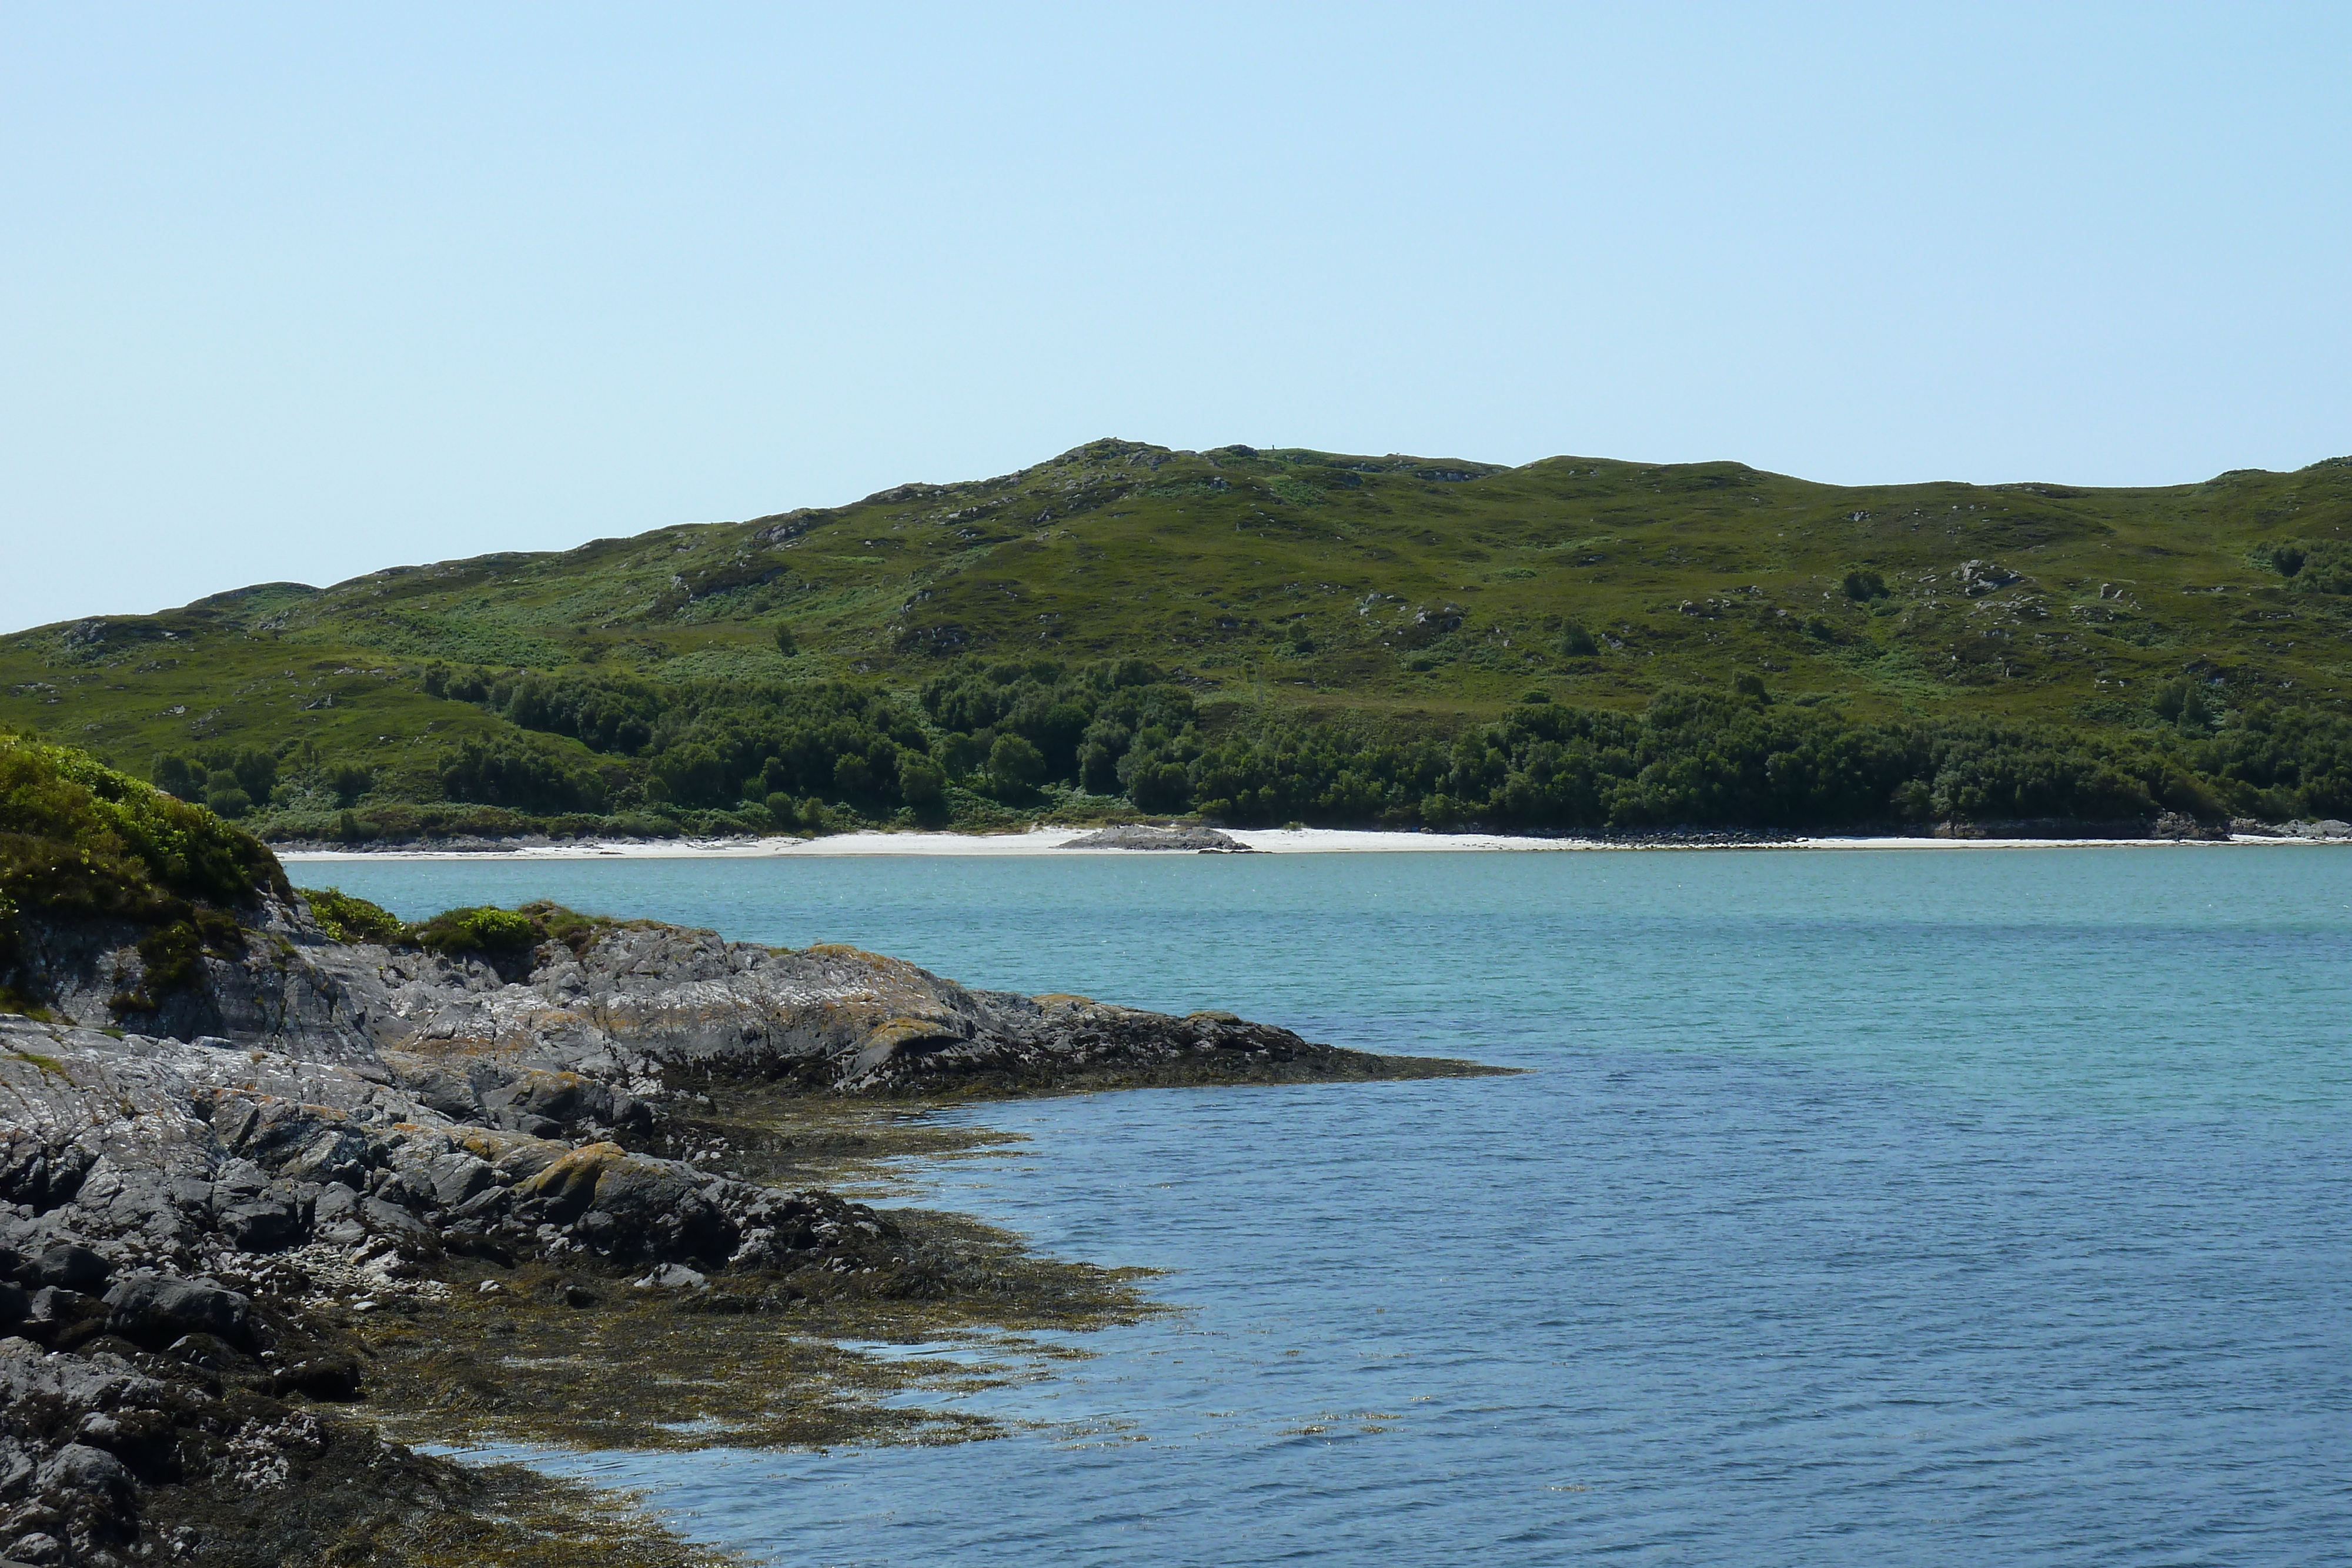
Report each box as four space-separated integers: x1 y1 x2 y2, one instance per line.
4 439 2347 832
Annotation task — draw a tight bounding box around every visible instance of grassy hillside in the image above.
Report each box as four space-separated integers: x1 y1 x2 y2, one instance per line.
4 439 2349 837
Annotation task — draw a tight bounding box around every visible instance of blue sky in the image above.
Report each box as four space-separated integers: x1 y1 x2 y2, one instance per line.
4 3 2346 631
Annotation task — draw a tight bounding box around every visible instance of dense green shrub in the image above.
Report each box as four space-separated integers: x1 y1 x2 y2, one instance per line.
2257 539 2352 594
402 900 606 970
1 734 286 1012
2151 678 2213 731
151 752 199 800
440 739 607 814
1168 687 2294 833
986 734 1046 794
326 763 374 805
299 886 407 945
409 904 542 959
203 774 253 818
153 746 276 809
897 752 946 812
2183 700 2352 818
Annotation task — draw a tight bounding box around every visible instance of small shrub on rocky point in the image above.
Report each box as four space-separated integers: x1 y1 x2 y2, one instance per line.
300 886 408 946
409 905 543 959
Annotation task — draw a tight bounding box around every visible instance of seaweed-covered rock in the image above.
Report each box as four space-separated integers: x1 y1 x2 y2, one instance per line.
516 1143 733 1267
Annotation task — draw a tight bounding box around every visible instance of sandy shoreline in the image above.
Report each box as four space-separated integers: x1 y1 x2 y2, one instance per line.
275 825 2336 861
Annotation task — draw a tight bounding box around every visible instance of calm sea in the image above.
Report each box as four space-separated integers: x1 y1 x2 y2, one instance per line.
313 847 2352 1566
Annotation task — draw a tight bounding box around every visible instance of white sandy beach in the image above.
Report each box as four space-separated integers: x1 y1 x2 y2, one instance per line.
275 826 2330 862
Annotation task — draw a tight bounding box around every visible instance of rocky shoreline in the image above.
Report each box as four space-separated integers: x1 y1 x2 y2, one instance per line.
1 892 1501 1566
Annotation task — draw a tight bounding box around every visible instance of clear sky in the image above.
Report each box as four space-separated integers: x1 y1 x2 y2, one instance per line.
4 3 2347 633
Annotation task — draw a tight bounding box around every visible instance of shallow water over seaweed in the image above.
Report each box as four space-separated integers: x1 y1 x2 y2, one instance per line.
325 847 2352 1565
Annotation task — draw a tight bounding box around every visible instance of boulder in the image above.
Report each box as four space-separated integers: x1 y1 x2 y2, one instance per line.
34 1441 132 1502
207 1156 270 1201
35 1246 109 1293
1059 824 1251 852
477 1069 650 1136
28 1287 93 1328
270 1353 362 1402
514 1141 630 1219
279 1127 372 1188
217 1198 301 1253
230 1102 349 1166
422 1153 493 1208
453 1128 570 1185
165 1332 242 1371
311 1185 439 1256
102 1275 253 1350
0 1141 92 1212
518 1142 734 1265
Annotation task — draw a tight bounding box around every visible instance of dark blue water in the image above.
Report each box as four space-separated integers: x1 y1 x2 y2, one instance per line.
312 848 2352 1565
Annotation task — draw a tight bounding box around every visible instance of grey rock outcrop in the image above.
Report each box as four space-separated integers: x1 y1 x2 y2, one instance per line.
289 915 1418 1102
1058 825 1255 852
0 897 1487 1562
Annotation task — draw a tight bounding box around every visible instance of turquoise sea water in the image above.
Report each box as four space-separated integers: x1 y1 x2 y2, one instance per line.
316 847 2352 1566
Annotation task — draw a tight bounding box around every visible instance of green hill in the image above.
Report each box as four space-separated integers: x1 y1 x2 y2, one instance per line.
5 438 2350 838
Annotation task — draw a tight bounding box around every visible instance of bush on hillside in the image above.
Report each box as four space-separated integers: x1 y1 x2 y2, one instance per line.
153 746 277 808
2257 539 2352 594
440 739 607 815
985 734 1046 795
1842 570 1889 601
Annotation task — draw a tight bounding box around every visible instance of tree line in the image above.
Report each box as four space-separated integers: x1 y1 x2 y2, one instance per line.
154 656 2352 838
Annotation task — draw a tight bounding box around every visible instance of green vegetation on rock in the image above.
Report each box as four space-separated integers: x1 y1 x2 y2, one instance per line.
6 439 2351 838
0 732 286 1010
301 885 408 945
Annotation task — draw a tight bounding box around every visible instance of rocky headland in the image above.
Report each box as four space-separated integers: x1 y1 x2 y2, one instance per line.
0 736 1501 1567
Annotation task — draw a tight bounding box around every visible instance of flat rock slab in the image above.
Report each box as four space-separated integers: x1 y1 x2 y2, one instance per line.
1058 825 1255 852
